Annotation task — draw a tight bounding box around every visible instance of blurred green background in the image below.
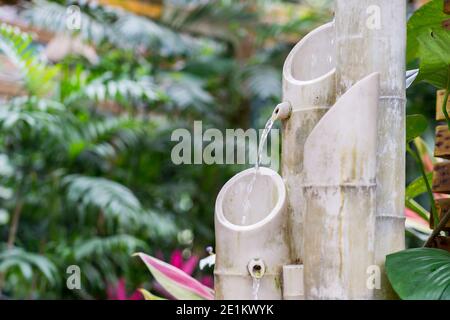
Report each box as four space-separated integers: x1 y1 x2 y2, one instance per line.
0 0 435 299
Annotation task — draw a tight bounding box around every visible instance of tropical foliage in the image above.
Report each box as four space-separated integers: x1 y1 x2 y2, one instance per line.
387 0 450 300
1 0 446 301
0 0 330 299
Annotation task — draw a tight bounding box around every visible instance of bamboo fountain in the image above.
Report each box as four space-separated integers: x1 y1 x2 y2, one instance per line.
214 0 406 300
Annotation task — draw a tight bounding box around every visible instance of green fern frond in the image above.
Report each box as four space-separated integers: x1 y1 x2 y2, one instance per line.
0 97 67 134
66 75 166 106
163 0 258 31
244 65 281 100
136 210 178 241
63 174 142 224
67 116 146 160
74 235 148 260
21 0 109 45
0 247 58 285
0 23 59 97
159 72 213 111
112 14 185 55
21 0 203 57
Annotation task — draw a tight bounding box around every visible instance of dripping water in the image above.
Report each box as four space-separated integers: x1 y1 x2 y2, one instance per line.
241 110 278 225
252 277 261 300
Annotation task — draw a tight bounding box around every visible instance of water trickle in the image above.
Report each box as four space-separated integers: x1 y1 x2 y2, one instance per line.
252 277 261 300
241 111 278 225
256 115 277 170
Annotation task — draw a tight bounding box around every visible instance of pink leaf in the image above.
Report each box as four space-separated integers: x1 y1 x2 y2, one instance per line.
170 250 184 269
181 255 199 275
200 276 214 289
116 278 127 300
405 208 428 226
128 290 144 300
107 277 142 300
135 252 214 300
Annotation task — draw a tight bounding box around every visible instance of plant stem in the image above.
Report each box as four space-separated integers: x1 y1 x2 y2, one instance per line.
406 143 438 224
7 200 24 249
424 208 450 247
0 191 24 294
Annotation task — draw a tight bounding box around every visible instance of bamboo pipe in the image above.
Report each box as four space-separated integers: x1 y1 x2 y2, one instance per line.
335 0 406 299
302 73 380 299
281 22 336 264
214 168 290 300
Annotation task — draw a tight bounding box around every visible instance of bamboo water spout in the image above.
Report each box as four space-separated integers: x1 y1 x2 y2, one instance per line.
214 167 290 300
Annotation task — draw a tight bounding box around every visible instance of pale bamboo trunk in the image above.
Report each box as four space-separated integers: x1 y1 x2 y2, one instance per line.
335 0 406 299
282 22 336 264
302 73 380 299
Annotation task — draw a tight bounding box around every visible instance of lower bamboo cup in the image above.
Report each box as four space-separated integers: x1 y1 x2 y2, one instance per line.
214 167 290 300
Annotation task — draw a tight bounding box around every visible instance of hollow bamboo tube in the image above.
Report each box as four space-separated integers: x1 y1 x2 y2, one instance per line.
214 168 290 300
281 22 336 264
335 0 406 299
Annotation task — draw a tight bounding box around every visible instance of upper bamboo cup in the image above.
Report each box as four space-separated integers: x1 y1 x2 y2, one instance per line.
282 22 336 264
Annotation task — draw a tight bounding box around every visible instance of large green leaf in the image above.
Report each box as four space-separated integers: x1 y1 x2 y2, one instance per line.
417 28 450 90
386 248 450 300
406 114 428 142
407 0 449 63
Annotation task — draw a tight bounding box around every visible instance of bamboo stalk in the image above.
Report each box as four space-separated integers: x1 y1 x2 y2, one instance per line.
281 22 336 264
302 73 379 299
335 0 406 299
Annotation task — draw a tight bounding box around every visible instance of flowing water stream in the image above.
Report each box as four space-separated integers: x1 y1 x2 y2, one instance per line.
241 112 278 225
241 107 280 300
252 277 261 300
